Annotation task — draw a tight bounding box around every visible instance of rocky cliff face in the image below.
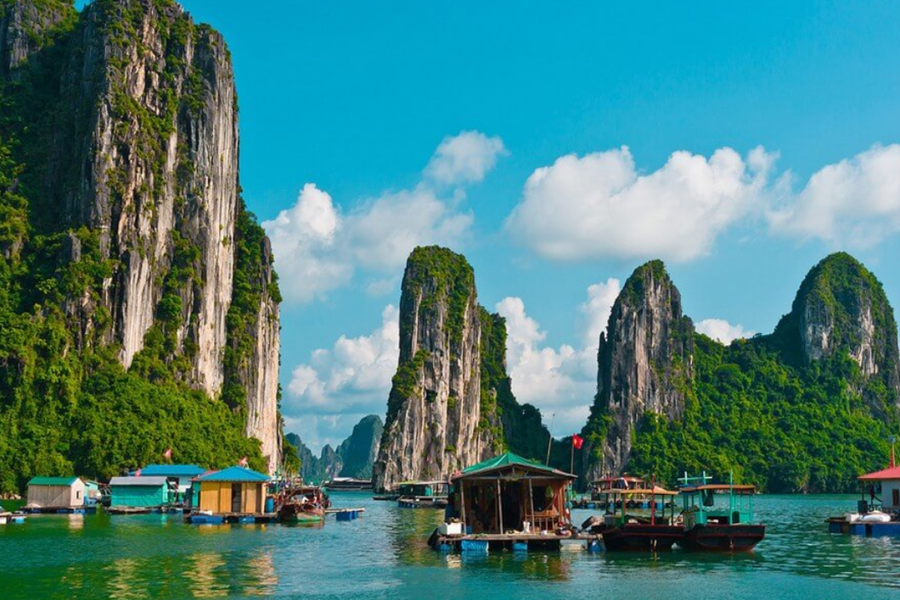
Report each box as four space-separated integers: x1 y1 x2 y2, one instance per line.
373 247 500 491
338 415 383 479
582 260 694 480
0 0 281 473
775 252 900 415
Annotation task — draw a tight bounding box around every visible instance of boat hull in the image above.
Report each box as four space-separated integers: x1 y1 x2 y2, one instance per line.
601 524 684 552
398 497 447 509
681 524 765 552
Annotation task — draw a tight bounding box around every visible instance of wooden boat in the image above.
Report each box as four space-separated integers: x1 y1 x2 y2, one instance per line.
583 484 683 552
396 481 449 509
276 485 330 524
677 472 765 552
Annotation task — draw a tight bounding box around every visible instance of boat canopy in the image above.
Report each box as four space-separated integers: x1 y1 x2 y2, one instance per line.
680 484 756 494
858 465 900 481
599 486 678 496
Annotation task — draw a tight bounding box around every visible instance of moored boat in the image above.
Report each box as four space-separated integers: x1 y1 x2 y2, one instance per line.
677 472 764 552
583 484 682 552
276 485 330 524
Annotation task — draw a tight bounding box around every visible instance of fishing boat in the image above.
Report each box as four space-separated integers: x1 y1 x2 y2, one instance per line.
677 472 765 551
582 484 683 552
826 462 900 536
276 485 330 524
396 481 449 508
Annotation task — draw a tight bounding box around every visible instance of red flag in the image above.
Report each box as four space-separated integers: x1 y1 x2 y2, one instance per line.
163 448 172 459
572 434 584 450
238 456 249 468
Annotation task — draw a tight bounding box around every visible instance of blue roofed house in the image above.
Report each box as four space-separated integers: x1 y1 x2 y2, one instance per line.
131 465 206 496
195 466 270 515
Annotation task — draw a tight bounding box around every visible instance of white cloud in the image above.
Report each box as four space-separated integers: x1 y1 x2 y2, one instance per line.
284 305 400 422
506 146 775 262
425 131 508 185
265 132 505 304
768 144 900 248
696 318 753 345
495 278 620 437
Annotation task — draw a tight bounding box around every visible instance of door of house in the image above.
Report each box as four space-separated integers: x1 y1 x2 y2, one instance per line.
232 485 242 513
892 488 899 508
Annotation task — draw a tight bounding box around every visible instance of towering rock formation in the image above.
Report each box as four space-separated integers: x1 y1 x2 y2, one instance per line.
338 415 384 479
774 252 900 415
373 247 501 491
582 261 694 480
0 0 281 475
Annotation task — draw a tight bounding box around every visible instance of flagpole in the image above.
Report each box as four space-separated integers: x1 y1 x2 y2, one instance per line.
570 438 574 475
545 413 555 465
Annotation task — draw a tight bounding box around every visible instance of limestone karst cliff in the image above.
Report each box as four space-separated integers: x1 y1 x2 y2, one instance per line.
582 253 900 493
0 0 281 487
373 247 497 491
581 260 694 480
373 246 557 491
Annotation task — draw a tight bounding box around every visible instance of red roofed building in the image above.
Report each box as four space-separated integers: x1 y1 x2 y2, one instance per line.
859 466 900 512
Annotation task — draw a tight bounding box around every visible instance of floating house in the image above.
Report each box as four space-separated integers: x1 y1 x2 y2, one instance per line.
131 464 206 496
109 476 170 512
26 477 86 512
430 452 577 552
828 465 900 536
191 466 271 522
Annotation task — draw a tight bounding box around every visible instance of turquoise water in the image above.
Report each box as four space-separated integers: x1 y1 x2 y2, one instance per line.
1 494 899 599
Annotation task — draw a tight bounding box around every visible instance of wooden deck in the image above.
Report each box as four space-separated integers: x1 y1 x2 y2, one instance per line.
432 532 600 552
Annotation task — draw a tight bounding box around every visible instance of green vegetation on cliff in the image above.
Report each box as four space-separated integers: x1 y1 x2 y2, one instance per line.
0 0 270 492
616 254 900 493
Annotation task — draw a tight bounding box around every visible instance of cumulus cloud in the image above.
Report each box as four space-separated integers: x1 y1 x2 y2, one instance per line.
284 305 400 420
265 131 504 304
496 278 620 437
696 318 753 345
425 130 507 185
768 144 900 248
505 146 775 262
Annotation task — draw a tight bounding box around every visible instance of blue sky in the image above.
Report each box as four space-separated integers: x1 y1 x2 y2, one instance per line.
79 1 900 451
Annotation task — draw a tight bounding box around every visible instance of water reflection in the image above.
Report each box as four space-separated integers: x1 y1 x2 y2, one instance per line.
67 514 84 531
107 557 148 600
242 552 277 597
188 552 228 598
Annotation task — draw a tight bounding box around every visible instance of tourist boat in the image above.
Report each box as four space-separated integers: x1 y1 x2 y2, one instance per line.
590 475 647 507
396 481 449 508
324 477 372 492
826 462 900 536
276 485 330 524
582 484 683 552
677 472 765 551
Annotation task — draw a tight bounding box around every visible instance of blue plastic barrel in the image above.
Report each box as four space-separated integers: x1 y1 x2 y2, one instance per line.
460 540 489 554
265 497 275 513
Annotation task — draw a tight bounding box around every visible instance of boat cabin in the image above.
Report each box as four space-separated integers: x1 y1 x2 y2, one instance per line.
26 477 86 511
597 485 679 528
194 466 270 516
678 472 757 529
858 465 900 513
449 452 576 535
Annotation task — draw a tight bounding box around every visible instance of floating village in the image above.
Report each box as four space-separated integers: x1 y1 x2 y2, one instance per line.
4 447 900 555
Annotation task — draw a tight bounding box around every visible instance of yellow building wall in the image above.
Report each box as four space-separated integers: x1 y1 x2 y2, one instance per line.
199 482 222 512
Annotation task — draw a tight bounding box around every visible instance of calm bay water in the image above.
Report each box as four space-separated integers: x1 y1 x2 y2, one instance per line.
1 494 899 599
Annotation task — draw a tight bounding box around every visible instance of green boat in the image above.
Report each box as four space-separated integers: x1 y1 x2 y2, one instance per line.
276 485 329 524
677 472 765 551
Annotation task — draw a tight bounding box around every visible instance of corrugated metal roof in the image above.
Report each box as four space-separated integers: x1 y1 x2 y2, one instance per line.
28 476 79 486
456 452 576 479
130 464 206 477
109 476 168 487
196 466 269 483
859 465 900 481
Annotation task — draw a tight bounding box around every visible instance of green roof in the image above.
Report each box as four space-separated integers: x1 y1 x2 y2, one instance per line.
28 477 80 486
459 452 575 479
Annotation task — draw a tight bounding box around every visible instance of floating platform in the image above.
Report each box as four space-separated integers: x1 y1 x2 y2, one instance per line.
107 506 159 515
184 512 279 525
827 517 900 536
25 506 95 514
327 508 364 521
430 532 595 553
372 494 399 501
